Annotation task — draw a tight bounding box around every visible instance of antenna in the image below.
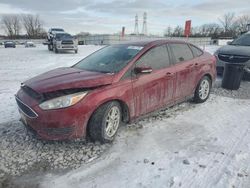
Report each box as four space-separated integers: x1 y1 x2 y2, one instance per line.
134 14 139 35
142 12 147 35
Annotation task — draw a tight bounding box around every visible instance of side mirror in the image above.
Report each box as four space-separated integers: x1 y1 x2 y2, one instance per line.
134 66 153 74
227 41 232 45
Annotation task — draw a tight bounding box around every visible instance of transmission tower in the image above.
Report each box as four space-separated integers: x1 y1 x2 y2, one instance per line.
134 14 139 35
142 12 147 35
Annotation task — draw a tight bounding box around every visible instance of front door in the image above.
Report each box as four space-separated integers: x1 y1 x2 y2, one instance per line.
132 45 176 117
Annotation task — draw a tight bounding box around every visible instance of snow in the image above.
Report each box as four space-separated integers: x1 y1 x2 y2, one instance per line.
0 44 250 187
202 45 220 54
41 95 250 188
0 44 103 125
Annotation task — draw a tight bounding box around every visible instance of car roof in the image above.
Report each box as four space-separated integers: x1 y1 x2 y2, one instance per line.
51 28 64 31
118 39 189 47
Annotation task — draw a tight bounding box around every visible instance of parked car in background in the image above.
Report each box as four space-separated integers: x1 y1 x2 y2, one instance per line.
214 32 250 78
15 40 216 143
4 41 16 48
25 41 36 48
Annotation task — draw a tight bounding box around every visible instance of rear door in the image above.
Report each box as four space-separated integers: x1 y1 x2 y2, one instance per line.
169 43 196 100
132 45 176 117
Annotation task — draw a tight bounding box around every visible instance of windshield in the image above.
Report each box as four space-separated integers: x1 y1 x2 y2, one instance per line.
231 34 250 46
73 45 143 73
52 28 64 32
55 33 72 40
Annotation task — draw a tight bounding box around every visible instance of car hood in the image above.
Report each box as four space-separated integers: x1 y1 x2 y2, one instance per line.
24 67 114 93
217 45 250 56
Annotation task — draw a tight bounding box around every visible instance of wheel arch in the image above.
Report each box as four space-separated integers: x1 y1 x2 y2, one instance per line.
85 98 130 136
193 73 213 94
203 73 212 83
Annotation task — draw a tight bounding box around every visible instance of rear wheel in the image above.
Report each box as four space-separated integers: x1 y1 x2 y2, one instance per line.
193 76 211 103
88 101 121 143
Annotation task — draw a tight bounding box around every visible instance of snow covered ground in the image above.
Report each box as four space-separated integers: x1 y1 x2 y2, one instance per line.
42 95 250 188
0 44 103 125
1 44 250 188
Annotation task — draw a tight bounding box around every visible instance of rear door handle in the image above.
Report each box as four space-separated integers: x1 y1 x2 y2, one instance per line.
165 72 174 77
185 64 194 69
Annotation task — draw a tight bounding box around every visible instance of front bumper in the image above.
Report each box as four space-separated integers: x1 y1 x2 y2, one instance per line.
216 57 250 76
16 89 91 140
57 45 77 51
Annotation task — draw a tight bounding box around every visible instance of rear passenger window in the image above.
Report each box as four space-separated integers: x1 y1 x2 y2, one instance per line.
136 45 170 70
169 43 194 63
190 45 203 57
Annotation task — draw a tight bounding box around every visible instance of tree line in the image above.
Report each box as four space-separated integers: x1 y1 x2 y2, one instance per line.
164 13 250 38
1 14 46 39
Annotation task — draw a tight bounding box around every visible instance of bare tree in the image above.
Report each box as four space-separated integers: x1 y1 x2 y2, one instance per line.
233 15 250 35
219 12 236 34
1 14 21 38
22 14 44 38
199 23 222 37
12 15 21 36
164 26 173 37
172 25 184 37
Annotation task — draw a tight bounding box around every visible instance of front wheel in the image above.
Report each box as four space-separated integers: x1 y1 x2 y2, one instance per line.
88 101 121 143
193 76 211 103
53 46 59 53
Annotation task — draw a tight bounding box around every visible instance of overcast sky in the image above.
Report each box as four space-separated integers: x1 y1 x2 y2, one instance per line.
0 0 250 35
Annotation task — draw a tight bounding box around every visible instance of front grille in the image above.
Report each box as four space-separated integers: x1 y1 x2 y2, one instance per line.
62 46 73 48
45 127 74 135
218 54 250 63
21 85 43 102
61 40 74 45
15 96 38 118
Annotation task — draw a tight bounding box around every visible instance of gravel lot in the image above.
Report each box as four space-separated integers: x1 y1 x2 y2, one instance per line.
0 120 110 186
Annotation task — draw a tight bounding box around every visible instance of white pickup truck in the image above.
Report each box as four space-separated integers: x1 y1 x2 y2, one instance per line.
45 28 78 53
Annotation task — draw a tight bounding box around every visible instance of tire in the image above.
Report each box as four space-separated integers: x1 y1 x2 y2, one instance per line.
193 76 211 103
48 45 53 51
88 101 121 143
53 46 58 53
75 49 78 54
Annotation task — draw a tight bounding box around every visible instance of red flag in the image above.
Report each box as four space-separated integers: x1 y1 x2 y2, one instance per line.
184 20 191 37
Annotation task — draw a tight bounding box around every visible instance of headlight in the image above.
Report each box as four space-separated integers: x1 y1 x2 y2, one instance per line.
39 91 88 110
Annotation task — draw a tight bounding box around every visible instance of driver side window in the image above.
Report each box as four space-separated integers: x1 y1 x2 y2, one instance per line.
136 45 170 70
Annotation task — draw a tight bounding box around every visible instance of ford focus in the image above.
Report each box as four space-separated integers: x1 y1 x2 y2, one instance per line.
15 40 216 143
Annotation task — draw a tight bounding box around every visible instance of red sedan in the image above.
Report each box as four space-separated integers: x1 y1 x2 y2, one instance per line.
15 40 216 143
